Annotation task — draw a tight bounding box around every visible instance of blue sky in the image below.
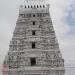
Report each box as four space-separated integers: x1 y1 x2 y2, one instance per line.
65 4 75 35
66 4 75 26
0 0 75 75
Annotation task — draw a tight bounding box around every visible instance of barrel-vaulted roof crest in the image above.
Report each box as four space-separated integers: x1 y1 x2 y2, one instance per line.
24 0 46 4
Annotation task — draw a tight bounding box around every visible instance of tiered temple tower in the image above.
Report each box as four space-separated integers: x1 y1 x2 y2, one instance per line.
3 0 65 75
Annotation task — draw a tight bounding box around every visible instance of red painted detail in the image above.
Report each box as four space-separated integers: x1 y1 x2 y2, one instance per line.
2 64 5 75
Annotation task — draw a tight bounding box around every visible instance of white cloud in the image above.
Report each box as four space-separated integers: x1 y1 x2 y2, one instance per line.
49 0 75 64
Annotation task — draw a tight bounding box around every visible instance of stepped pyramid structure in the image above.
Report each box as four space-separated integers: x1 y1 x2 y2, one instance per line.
3 0 65 75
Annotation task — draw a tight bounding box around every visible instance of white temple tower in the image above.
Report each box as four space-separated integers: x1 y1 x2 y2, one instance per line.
3 0 65 75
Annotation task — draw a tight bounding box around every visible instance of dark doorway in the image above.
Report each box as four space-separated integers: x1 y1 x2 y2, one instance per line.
30 58 36 66
32 42 35 49
33 21 35 25
32 30 35 35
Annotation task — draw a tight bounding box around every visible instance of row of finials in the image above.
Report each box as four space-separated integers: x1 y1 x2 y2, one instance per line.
24 5 45 8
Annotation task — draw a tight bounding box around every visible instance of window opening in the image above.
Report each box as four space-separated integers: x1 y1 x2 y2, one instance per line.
33 21 35 25
28 5 30 8
32 42 35 49
30 58 36 66
25 6 26 8
31 5 32 8
32 30 35 35
37 5 39 8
